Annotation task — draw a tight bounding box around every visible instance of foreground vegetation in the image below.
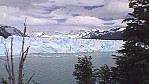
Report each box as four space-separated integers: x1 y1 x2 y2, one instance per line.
73 0 149 84
1 0 149 84
0 22 37 84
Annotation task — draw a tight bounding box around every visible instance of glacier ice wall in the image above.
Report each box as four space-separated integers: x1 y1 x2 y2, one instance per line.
0 36 123 55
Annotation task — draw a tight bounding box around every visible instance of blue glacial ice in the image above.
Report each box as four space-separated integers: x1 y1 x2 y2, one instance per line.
0 36 123 55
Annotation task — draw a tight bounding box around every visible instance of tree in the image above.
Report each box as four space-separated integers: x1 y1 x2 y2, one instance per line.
73 56 96 84
0 21 35 84
95 64 117 84
113 0 149 83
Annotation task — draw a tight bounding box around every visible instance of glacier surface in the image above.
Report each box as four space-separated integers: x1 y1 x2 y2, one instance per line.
0 36 123 55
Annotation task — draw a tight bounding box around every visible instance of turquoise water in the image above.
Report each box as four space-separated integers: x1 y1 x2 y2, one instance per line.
0 52 116 84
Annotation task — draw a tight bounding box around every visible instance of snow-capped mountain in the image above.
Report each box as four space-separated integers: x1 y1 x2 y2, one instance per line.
31 31 47 37
30 27 124 39
0 24 23 38
78 27 125 40
31 31 79 38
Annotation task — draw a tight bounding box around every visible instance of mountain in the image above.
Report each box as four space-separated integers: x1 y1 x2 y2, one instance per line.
0 24 23 38
30 27 124 40
30 31 79 38
78 27 125 40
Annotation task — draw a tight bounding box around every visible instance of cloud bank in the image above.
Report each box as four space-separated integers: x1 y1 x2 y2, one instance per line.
0 0 132 34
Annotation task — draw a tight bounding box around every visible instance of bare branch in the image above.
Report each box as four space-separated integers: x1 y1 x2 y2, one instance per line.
23 46 30 60
1 18 33 84
23 46 30 55
5 46 12 84
10 37 15 84
21 17 27 59
18 19 30 84
4 63 12 84
26 74 35 84
0 77 8 84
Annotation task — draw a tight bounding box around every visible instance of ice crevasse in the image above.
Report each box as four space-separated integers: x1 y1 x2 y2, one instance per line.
0 36 123 55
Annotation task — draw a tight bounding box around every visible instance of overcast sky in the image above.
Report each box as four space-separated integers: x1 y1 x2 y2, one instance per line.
0 0 132 35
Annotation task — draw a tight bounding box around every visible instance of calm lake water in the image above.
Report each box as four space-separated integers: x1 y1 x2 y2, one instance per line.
0 51 117 84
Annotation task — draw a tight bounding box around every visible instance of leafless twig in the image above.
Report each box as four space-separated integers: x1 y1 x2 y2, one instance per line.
10 38 15 84
26 74 35 84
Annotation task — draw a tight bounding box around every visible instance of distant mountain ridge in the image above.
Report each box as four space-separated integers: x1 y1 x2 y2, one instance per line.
29 27 124 40
78 27 124 40
0 24 23 38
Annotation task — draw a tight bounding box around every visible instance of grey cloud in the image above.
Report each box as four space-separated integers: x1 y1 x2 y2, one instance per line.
0 0 131 35
44 6 66 14
103 23 115 25
84 5 104 10
71 14 81 17
54 18 67 23
0 0 48 10
100 17 115 21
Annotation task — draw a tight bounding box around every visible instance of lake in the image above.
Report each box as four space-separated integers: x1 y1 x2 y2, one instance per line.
0 51 117 84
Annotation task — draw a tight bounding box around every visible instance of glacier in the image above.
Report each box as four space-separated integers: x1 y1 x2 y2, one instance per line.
0 36 123 55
